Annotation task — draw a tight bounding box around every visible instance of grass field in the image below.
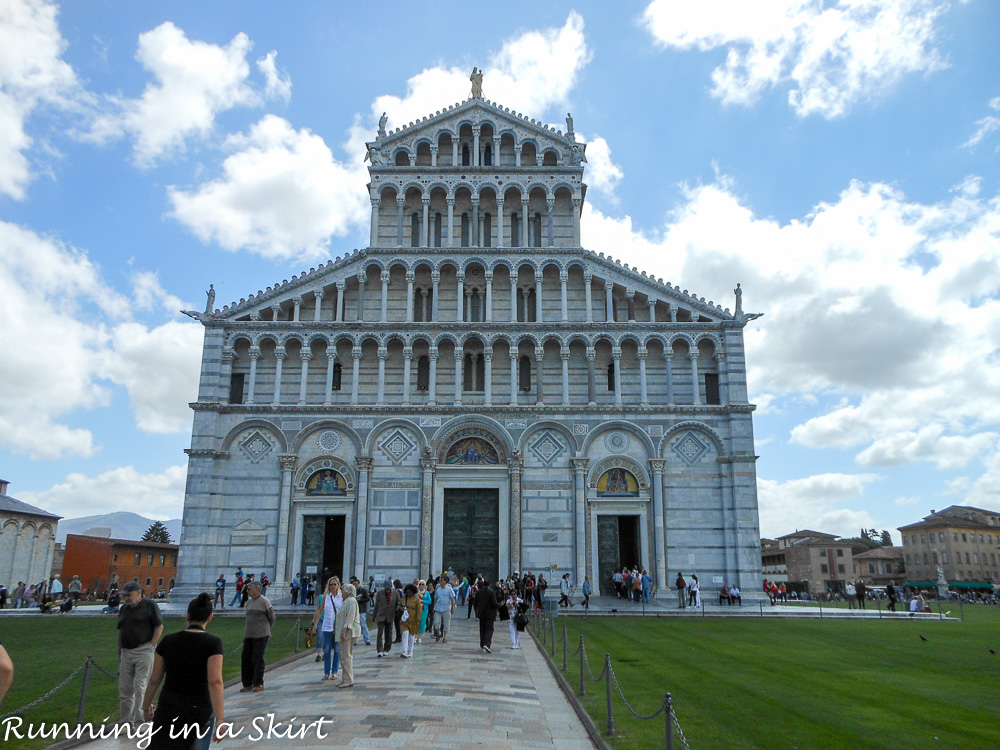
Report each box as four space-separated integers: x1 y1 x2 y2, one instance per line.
545 605 1000 750
0 612 310 750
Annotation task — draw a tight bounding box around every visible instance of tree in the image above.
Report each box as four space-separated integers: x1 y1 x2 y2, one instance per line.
142 521 172 544
880 530 893 547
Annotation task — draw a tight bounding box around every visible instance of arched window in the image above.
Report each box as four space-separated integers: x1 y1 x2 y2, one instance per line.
410 213 420 247
519 355 532 392
607 362 615 391
434 212 442 247
533 213 543 248
461 213 470 246
462 144 470 166
511 212 520 247
484 144 492 166
483 213 492 248
542 150 558 166
395 150 410 166
464 353 484 391
417 356 430 390
332 361 343 391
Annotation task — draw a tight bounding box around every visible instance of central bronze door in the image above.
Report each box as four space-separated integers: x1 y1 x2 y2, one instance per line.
597 515 640 595
442 488 499 582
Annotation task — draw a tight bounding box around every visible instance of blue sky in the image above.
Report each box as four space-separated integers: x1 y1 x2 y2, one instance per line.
2 1 999 541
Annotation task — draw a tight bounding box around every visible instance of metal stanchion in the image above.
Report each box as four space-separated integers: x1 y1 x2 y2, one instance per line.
759 600 763 617
579 635 586 696
666 693 673 750
550 614 556 657
562 622 568 672
819 599 823 619
605 653 615 737
959 596 964 621
295 617 301 653
76 655 93 727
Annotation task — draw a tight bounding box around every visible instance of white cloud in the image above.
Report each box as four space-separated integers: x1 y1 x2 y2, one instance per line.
131 270 189 313
19 464 187 520
89 22 286 165
0 0 83 198
0 221 204 458
169 115 369 261
893 496 919 505
962 95 1000 149
641 0 949 118
856 427 998 470
580 135 623 199
757 473 883 538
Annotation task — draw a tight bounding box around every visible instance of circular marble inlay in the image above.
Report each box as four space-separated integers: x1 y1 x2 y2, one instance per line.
604 430 630 454
317 429 342 453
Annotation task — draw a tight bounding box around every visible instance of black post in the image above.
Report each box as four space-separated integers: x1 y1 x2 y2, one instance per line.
605 653 615 736
579 635 586 696
562 622 568 671
295 617 301 653
665 693 673 750
76 655 93 727
550 614 556 657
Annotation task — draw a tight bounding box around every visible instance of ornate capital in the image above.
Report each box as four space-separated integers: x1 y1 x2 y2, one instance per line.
446 197 455 206
371 197 381 207
508 456 524 474
403 345 413 358
293 296 303 305
584 273 593 283
625 289 635 299
648 459 666 474
457 273 465 282
278 454 298 472
561 352 570 362
689 352 699 361
485 272 493 282
612 347 622 359
421 197 430 206
327 351 337 362
274 347 287 360
570 457 590 475
336 281 346 291
405 272 415 283
377 347 388 359
357 456 375 472
396 197 406 207
249 347 261 359
638 349 647 360
560 272 569 283
300 351 313 362
429 346 439 358
535 347 544 361
314 289 325 299
223 347 237 361
381 271 390 283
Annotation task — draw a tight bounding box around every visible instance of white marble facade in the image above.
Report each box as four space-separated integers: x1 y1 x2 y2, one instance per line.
173 88 763 600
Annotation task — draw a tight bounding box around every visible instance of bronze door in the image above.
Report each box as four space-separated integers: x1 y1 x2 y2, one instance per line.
442 488 499 581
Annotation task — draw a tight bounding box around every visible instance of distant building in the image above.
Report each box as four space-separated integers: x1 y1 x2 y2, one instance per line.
0 479 61 589
761 530 854 595
898 506 1000 592
61 534 179 597
852 546 904 588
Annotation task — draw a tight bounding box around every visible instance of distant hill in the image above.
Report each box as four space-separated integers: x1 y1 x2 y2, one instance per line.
56 512 181 544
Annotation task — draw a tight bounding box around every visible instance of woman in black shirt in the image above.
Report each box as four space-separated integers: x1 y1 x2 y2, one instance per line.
143 593 224 749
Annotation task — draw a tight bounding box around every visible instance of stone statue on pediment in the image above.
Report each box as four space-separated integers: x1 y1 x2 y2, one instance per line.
378 112 387 139
566 113 574 136
205 284 215 314
734 283 742 316
366 145 383 165
470 67 483 98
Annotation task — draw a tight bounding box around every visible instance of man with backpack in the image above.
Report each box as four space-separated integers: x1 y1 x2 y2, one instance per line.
675 572 687 609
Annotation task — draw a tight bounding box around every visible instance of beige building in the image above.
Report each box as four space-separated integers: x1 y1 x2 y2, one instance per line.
898 506 1000 592
852 547 904 589
0 479 61 590
760 530 854 595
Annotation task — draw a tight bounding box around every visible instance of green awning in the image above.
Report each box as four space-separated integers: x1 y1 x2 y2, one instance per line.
903 582 937 587
950 582 995 590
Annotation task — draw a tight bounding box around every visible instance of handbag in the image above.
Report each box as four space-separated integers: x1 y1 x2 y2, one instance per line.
498 605 510 621
401 596 410 622
513 611 529 626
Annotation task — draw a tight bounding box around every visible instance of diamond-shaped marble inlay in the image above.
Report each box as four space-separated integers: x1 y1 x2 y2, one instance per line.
317 429 342 453
379 429 416 465
672 432 709 465
239 431 273 463
604 430 630 454
528 431 567 466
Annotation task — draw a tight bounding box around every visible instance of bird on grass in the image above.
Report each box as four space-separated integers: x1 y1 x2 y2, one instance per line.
919 635 928 642
989 649 996 655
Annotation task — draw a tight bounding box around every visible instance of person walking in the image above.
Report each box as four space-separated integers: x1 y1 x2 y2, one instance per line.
310 577 343 679
372 579 400 657
142 593 224 749
229 574 243 608
399 583 422 658
475 579 498 653
240 580 274 693
558 573 574 608
675 572 687 609
689 575 701 607
582 576 591 610
433 575 457 643
351 577 372 645
504 589 522 649
290 575 300 606
117 581 163 727
417 580 431 642
856 579 867 610
214 575 226 610
334 584 361 688
887 580 898 612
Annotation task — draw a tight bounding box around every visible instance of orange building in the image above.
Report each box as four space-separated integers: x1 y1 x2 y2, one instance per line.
60 534 179 597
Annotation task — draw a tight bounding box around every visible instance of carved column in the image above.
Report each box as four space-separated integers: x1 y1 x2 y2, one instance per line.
313 290 324 321
572 197 582 245
324 351 336 405
584 273 593 323
471 199 480 248
402 346 413 405
605 284 614 322
428 347 438 405
493 136 501 168
247 347 260 404
420 288 429 322
298 350 311 405
376 346 387 404
485 272 493 321
571 457 589 591
354 457 374 576
509 351 518 405
648 298 656 323
430 145 438 167
465 288 473 322
508 453 523 574
669 303 677 323
370 198 380 247
396 197 405 248
626 290 635 321
509 276 518 322
275 454 297 589
534 348 545 405
356 276 365 322
547 198 555 247
496 198 505 246
405 273 415 322
221 348 236 402
484 351 493 405
664 351 675 405
472 126 480 167
336 282 346 323
421 197 430 248
271 304 281 322
560 272 569 321
586 347 596 405
649 459 667 591
717 352 729 405
430 272 440 322
456 273 465 322
561 351 571 405
638 348 648 406
446 198 455 248
419 452 435 575
515 144 522 167
380 271 390 322
350 349 362 405
612 347 622 406
521 199 529 247
690 352 701 405
272 347 286 404
454 350 463 406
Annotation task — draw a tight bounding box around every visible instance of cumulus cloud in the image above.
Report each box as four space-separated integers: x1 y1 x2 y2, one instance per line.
131 270 189 313
0 0 84 198
580 171 1000 486
169 115 369 260
757 473 883 538
580 135 623 200
963 95 1000 149
89 22 288 165
641 0 949 118
19 464 187 520
0 221 203 458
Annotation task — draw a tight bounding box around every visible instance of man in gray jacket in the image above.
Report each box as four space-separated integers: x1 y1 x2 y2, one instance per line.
241 580 275 692
371 579 400 656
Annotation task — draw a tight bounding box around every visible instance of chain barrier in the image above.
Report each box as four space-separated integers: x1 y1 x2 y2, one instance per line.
672 706 692 750
0 661 87 720
91 660 119 680
608 663 668 720
580 645 606 682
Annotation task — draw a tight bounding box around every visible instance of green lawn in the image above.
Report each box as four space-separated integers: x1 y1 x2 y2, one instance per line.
543 606 1000 750
0 613 310 750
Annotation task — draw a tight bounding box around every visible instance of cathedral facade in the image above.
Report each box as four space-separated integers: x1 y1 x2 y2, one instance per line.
173 84 763 599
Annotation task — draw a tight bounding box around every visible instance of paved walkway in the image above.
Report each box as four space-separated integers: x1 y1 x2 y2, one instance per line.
84 615 595 749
